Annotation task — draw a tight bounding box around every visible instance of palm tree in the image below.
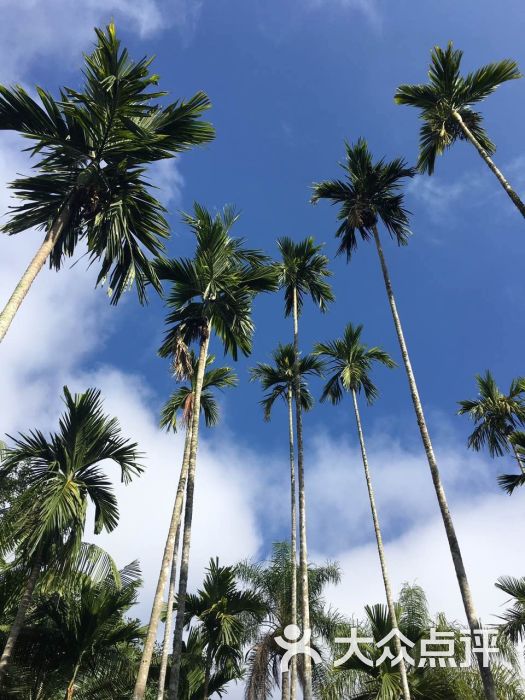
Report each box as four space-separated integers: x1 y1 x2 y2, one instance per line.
151 357 237 700
0 23 214 344
311 139 497 699
394 43 525 218
458 371 525 493
499 432 525 494
150 204 277 700
237 541 342 700
496 576 525 645
250 344 323 699
275 236 334 700
0 386 142 687
184 558 266 699
315 323 411 700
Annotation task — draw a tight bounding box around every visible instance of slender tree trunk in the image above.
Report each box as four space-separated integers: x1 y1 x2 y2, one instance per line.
65 661 82 700
351 390 411 700
292 287 312 700
0 201 73 344
372 225 497 700
156 517 183 700
452 110 525 219
202 645 213 700
133 425 193 699
0 549 42 686
510 441 525 474
287 386 297 700
168 326 211 700
281 668 290 700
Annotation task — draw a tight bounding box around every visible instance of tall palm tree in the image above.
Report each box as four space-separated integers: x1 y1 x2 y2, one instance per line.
152 357 237 700
237 541 342 700
250 344 323 699
149 203 277 700
496 576 525 645
0 23 214 344
276 236 334 700
315 323 411 700
499 432 525 494
394 43 525 218
0 386 142 687
458 371 525 489
311 139 497 700
184 558 266 700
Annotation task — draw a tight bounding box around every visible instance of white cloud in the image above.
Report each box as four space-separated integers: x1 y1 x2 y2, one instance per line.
149 159 186 208
0 0 204 83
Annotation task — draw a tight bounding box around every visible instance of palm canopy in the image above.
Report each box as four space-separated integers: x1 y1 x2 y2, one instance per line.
276 236 334 316
311 139 415 259
156 203 278 361
458 371 525 457
250 343 324 420
183 558 266 675
315 323 396 405
395 43 521 174
0 386 142 567
160 353 237 431
0 23 214 303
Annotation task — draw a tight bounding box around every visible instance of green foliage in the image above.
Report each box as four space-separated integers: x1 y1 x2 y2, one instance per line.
250 343 324 420
395 43 521 173
0 23 214 303
315 323 396 405
311 139 415 258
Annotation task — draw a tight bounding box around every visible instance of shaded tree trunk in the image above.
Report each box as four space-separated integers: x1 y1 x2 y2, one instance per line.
202 645 213 700
0 548 42 686
287 385 297 700
510 441 525 475
292 287 312 700
281 667 290 700
372 225 497 700
65 660 82 700
133 425 192 699
156 517 183 700
168 325 211 700
351 389 411 700
0 201 73 344
452 110 525 219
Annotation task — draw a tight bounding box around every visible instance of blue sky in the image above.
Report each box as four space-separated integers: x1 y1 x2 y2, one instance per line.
1 0 525 649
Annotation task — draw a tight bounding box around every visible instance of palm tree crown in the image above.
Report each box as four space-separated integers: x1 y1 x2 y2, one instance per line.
276 236 334 316
156 203 278 361
458 371 525 457
311 139 415 258
160 354 237 431
395 43 521 174
315 323 396 405
0 23 214 303
250 343 324 420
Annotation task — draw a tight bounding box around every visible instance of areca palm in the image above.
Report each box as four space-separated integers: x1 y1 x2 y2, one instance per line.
315 323 411 700
458 371 525 493
144 203 276 700
147 356 237 700
237 541 342 700
184 558 266 699
0 385 142 687
311 139 497 699
276 236 334 700
0 23 214 343
394 43 525 218
250 344 323 699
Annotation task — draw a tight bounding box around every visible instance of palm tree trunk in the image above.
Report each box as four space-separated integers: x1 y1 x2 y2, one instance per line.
372 225 497 700
65 660 82 700
351 389 411 700
452 110 525 219
0 548 42 686
156 517 183 700
292 287 312 700
0 201 72 344
281 668 290 700
168 325 211 700
287 386 297 700
510 441 525 474
133 425 193 699
202 645 213 700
